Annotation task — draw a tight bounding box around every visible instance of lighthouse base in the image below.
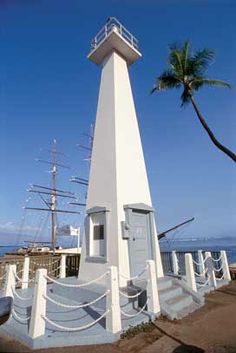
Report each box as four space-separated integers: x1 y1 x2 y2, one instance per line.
0 278 153 349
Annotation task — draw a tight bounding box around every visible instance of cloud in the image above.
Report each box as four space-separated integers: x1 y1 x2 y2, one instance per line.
0 221 41 235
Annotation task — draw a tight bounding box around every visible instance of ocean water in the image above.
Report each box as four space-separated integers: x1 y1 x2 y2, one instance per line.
1 237 236 264
0 246 19 257
160 237 236 264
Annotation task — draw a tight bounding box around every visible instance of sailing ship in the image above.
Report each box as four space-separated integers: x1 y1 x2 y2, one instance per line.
4 139 84 257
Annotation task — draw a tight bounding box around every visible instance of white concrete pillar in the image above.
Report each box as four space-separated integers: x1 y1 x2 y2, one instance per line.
59 255 66 279
185 253 197 292
146 260 160 315
205 252 217 288
4 264 16 298
106 266 121 333
22 256 30 289
197 250 205 277
172 251 179 275
29 269 47 339
220 250 231 281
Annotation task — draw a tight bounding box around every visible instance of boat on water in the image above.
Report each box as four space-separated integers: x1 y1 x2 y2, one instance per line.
4 242 51 257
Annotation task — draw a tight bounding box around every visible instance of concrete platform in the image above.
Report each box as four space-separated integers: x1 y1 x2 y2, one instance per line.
0 277 152 349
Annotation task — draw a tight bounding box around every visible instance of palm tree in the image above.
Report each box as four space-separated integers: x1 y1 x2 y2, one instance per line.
151 41 236 163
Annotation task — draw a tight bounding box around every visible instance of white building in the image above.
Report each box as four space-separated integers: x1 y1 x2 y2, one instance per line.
79 18 163 285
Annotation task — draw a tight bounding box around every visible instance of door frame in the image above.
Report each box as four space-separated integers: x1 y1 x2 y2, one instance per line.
123 203 156 277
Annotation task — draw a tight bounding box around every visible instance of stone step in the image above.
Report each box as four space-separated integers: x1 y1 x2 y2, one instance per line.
166 293 193 312
175 301 200 320
159 285 183 301
157 277 173 291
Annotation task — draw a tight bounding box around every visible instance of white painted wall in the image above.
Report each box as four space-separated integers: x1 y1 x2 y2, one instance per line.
79 50 163 284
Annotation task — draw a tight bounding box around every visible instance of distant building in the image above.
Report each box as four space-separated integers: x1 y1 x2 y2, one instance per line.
56 225 80 237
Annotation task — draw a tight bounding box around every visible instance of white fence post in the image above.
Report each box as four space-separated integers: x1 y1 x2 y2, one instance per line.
22 256 30 289
205 252 217 288
185 253 197 292
4 264 16 298
59 255 66 279
106 266 121 333
197 250 205 277
172 251 179 275
146 260 160 315
29 269 47 339
220 250 231 281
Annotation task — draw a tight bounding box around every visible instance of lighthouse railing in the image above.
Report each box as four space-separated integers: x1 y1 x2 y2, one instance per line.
90 17 139 51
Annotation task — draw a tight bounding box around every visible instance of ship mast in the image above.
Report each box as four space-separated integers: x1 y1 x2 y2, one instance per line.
51 139 57 255
25 140 80 255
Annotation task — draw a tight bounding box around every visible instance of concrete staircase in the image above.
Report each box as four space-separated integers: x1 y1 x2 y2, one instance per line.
157 276 204 320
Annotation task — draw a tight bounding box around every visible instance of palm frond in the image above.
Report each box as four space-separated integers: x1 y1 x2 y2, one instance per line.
191 48 215 75
168 44 184 76
183 41 190 73
192 78 231 89
151 70 181 94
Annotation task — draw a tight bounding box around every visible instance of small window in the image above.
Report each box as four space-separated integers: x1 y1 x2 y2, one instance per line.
93 224 104 240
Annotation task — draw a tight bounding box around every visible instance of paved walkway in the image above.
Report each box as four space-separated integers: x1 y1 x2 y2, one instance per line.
0 281 236 353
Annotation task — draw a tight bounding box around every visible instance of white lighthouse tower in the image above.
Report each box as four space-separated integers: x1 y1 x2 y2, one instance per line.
79 18 163 285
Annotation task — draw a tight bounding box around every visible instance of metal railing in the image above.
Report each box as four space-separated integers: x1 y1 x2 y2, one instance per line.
90 17 139 52
161 250 222 276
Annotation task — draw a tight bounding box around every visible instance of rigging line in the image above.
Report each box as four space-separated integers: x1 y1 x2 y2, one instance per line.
31 184 74 195
35 159 70 170
16 208 27 246
36 212 50 244
32 216 45 243
37 192 51 209
33 214 49 244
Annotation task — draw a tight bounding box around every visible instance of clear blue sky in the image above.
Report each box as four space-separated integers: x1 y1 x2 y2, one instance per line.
0 0 235 245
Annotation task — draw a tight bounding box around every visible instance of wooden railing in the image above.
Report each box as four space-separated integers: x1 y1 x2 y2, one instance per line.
0 254 81 288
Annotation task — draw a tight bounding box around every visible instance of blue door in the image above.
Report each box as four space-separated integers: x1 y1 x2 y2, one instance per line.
128 210 152 277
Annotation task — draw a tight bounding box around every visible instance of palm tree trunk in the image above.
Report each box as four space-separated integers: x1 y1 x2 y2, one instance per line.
190 95 236 163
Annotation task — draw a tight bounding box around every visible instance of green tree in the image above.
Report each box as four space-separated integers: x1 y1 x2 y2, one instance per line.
151 41 236 163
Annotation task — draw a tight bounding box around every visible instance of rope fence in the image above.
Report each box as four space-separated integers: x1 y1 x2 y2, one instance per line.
42 309 110 332
45 271 108 288
119 266 147 282
120 297 149 318
12 309 31 322
44 290 109 309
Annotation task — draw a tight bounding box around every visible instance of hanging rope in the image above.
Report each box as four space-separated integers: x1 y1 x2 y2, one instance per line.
211 256 222 263
42 309 109 332
120 297 149 318
44 290 109 309
119 266 147 281
196 277 210 288
45 271 108 287
192 259 201 266
119 288 145 299
12 309 31 322
14 272 32 284
12 287 33 301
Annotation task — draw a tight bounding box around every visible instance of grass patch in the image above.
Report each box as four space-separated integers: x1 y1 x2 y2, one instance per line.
120 321 155 339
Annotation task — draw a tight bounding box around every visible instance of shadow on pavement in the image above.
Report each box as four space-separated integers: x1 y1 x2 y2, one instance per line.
173 344 205 353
